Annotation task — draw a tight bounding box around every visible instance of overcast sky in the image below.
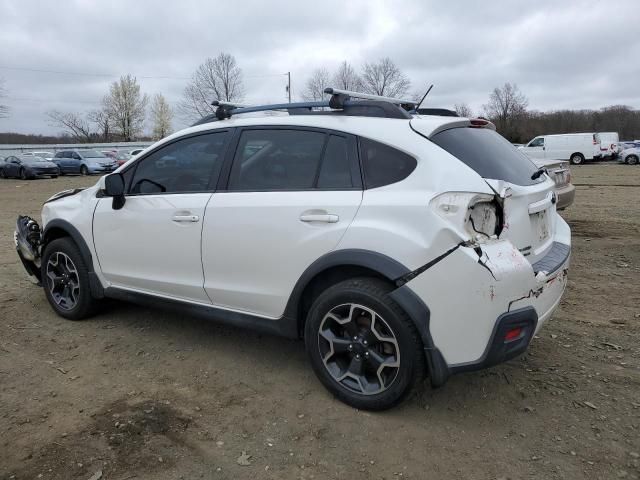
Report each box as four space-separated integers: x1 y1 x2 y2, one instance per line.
1 0 638 135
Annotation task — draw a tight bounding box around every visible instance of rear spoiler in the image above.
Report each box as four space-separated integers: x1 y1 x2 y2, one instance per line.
426 118 496 137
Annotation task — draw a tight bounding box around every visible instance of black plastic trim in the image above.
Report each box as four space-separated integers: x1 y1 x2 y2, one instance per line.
532 242 570 275
104 287 298 338
448 306 538 374
42 219 104 298
388 285 450 387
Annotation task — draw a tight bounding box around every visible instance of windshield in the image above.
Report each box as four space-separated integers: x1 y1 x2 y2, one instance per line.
80 150 106 158
431 127 544 186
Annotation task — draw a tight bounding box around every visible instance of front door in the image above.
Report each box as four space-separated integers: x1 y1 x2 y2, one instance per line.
202 127 363 318
522 137 545 159
92 131 231 303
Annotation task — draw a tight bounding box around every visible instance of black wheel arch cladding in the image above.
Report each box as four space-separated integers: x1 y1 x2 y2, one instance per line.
42 219 104 298
283 248 446 383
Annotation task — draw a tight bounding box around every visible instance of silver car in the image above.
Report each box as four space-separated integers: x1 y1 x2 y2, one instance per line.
532 159 575 210
618 146 639 165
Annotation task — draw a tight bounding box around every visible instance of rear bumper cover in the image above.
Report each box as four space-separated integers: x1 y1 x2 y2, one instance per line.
399 216 570 384
555 183 575 210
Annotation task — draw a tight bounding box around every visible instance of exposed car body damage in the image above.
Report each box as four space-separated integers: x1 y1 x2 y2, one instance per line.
15 215 43 284
44 188 85 204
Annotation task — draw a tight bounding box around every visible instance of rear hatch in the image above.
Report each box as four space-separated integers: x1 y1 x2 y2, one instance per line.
412 119 556 264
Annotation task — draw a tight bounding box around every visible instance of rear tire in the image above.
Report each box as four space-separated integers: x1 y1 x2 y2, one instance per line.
0 169 6 179
20 168 27 180
41 238 99 320
304 277 425 410
570 153 585 165
51 175 58 179
627 155 639 165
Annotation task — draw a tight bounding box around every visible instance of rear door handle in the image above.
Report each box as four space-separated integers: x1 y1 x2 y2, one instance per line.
299 214 339 223
172 214 200 223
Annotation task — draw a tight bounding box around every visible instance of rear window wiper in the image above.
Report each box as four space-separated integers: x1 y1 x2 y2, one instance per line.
531 168 546 180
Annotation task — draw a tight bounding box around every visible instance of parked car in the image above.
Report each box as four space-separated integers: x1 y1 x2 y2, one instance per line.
530 159 575 209
114 152 131 166
23 151 55 161
618 147 640 165
101 150 118 160
520 133 599 164
129 148 145 156
595 132 620 160
15 91 570 410
1 155 59 179
53 149 117 175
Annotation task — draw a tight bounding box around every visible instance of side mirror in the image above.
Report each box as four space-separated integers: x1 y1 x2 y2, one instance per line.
104 173 126 210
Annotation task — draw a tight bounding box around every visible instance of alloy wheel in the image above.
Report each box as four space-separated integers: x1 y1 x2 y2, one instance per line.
317 303 400 395
45 251 80 310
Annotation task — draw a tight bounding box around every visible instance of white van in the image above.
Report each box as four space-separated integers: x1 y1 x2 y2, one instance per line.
595 132 620 160
520 133 599 165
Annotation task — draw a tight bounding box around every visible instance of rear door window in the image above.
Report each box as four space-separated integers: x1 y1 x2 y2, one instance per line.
317 135 353 189
359 137 417 189
431 127 543 186
228 129 325 191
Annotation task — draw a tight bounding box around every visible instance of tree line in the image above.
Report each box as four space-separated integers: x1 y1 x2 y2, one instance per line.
2 54 640 143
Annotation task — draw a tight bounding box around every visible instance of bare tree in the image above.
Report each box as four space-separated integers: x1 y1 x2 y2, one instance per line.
150 93 173 139
303 68 331 101
360 58 411 98
87 102 111 142
0 78 9 119
331 61 362 91
46 110 93 142
104 74 148 141
454 103 473 118
483 83 528 140
179 53 244 120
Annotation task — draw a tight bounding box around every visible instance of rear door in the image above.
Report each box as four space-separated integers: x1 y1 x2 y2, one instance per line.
93 131 231 303
201 127 363 318
430 126 556 264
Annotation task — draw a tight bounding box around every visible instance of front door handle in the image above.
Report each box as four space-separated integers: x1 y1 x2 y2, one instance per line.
299 213 339 223
172 214 200 223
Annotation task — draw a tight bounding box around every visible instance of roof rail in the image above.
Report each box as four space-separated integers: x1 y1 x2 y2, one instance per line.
191 89 414 126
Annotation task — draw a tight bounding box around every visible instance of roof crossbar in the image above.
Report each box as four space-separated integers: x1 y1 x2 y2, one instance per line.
323 88 417 109
194 88 415 125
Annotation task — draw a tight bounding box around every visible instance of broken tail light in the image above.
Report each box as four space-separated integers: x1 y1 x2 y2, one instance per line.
430 192 504 241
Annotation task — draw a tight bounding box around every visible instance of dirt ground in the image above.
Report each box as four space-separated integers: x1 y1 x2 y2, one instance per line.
1 164 639 480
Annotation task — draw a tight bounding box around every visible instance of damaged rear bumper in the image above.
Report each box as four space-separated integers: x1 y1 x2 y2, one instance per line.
398 220 570 385
14 215 43 285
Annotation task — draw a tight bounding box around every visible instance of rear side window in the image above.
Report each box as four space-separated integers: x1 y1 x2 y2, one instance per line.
431 128 543 186
228 129 325 191
359 137 417 189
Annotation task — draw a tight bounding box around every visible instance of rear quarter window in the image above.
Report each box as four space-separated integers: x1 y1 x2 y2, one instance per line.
431 127 543 186
359 137 417 189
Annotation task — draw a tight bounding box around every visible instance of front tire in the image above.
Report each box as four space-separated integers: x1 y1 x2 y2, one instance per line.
304 277 425 410
80 165 89 176
570 153 585 165
20 168 27 180
41 238 99 320
627 155 639 165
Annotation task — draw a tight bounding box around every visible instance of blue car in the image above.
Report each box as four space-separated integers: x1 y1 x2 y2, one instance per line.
53 149 117 175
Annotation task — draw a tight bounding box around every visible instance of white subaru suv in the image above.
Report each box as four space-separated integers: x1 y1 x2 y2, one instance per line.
15 89 571 410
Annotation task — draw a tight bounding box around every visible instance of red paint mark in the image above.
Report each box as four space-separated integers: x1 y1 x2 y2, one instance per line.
489 285 496 301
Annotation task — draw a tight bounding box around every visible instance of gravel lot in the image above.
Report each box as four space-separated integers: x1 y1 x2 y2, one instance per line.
1 164 639 480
